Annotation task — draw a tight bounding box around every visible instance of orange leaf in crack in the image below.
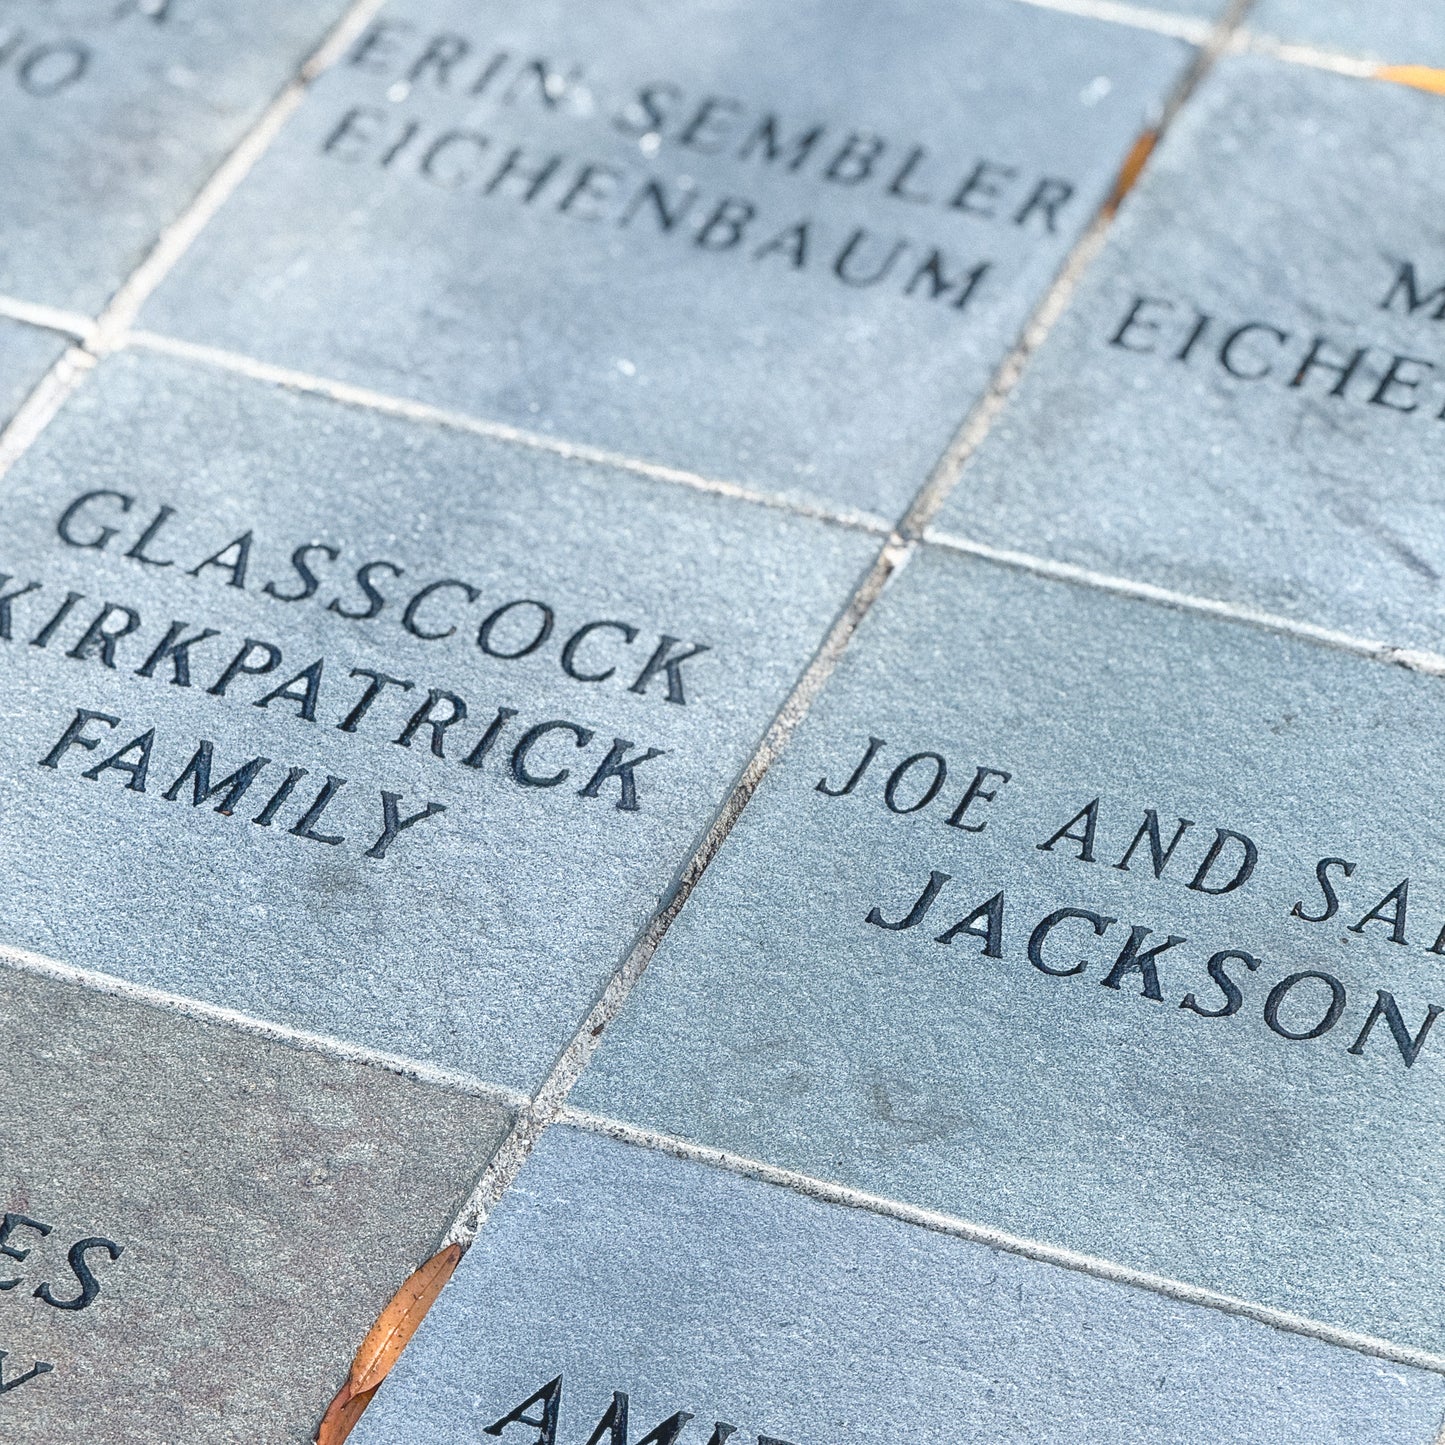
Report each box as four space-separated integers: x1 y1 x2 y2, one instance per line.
316 1242 463 1444
317 1386 378 1445
1376 64 1445 96
1105 130 1158 216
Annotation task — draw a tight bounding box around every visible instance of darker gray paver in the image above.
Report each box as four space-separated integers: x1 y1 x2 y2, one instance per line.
0 963 513 1444
351 1126 1445 1445
142 0 1193 521
935 56 1445 652
0 349 875 1089
1251 0 1445 65
0 0 352 312
575 544 1445 1354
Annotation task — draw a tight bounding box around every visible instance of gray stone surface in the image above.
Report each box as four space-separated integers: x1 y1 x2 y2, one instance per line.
0 0 351 313
1251 0 1445 65
575 545 1445 1354
0 961 513 1443
1141 0 1231 16
352 1125 1445 1445
934 56 1445 653
142 0 1192 522
0 319 64 425
0 349 875 1090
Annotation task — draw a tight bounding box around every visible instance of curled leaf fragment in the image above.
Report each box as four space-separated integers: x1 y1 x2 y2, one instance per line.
316 1242 463 1444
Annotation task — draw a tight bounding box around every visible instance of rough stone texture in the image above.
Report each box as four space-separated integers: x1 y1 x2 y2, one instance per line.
934 57 1445 653
0 319 64 424
0 0 353 313
351 1126 1445 1445
1251 0 1445 65
576 545 1445 1355
0 962 513 1443
0 349 875 1090
141 0 1192 521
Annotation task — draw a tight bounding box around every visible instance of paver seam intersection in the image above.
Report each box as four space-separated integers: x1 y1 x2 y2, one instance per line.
430 0 1263 1305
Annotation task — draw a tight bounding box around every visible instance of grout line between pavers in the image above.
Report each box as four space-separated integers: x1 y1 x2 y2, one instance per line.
0 944 527 1108
441 532 910 1245
562 1108 1445 1381
1005 0 1444 83
924 527 1445 676
0 0 389 484
904 0 1253 540
89 0 391 355
121 329 895 538
0 295 96 343
436 0 1261 1259
1231 28 1377 76
1006 0 1214 44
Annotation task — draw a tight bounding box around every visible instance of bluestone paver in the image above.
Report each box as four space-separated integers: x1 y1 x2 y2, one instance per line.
0 0 353 312
351 1126 1445 1445
935 57 1445 653
143 0 1194 520
0 349 875 1089
576 545 1445 1354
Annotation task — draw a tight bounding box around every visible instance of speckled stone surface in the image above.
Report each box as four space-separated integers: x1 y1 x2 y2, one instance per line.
350 1126 1445 1445
575 545 1445 1355
141 0 1193 521
0 319 64 424
1251 0 1445 65
0 0 352 313
0 962 512 1443
934 56 1445 653
0 349 875 1089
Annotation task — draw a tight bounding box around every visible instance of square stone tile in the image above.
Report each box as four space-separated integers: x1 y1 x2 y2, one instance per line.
0 319 65 425
0 349 876 1089
0 962 513 1444
0 0 351 313
1251 0 1445 66
350 1125 1445 1445
141 0 1192 522
575 545 1445 1354
934 56 1445 653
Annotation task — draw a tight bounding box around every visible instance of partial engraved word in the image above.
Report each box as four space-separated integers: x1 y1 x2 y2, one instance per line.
485 1374 795 1445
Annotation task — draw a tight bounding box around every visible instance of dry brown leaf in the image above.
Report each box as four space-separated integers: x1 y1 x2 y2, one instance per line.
315 1242 463 1445
1375 64 1445 96
316 1385 378 1445
1104 130 1158 216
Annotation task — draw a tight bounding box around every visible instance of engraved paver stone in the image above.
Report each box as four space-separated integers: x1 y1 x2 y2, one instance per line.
0 963 513 1443
141 0 1193 521
349 1126 1445 1445
0 319 64 425
0 0 352 312
575 546 1445 1354
0 350 875 1088
933 57 1445 652
1251 0 1445 66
